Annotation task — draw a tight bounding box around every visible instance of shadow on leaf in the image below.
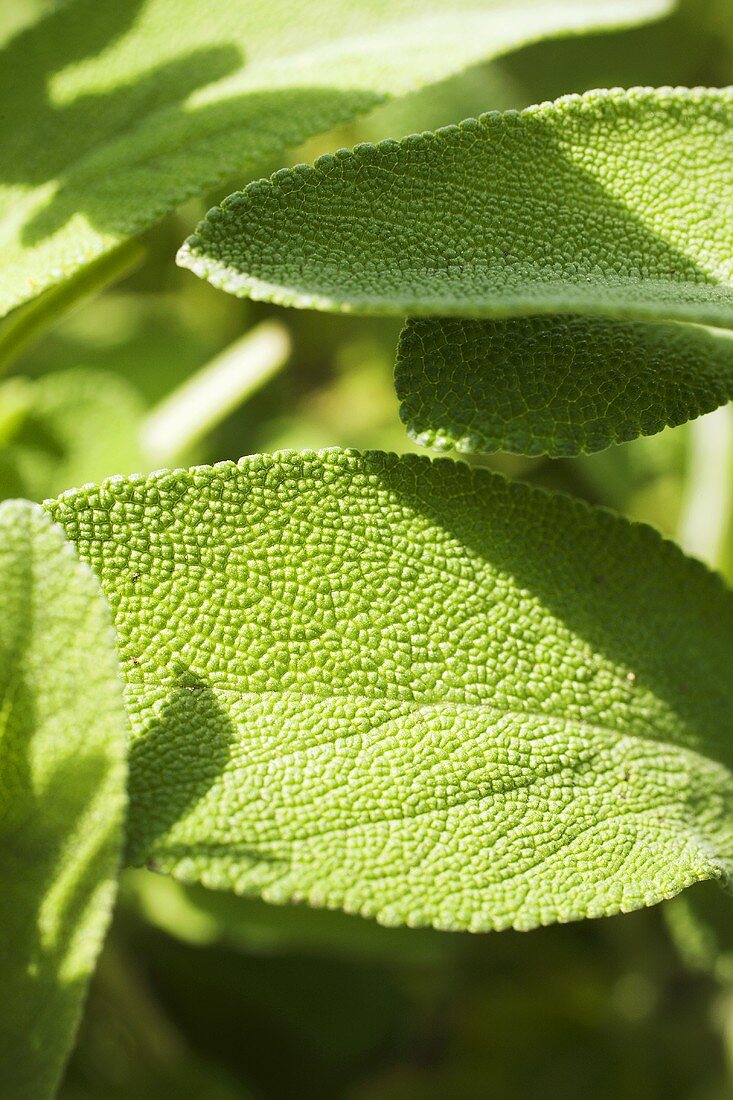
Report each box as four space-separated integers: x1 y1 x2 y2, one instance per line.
126 669 238 866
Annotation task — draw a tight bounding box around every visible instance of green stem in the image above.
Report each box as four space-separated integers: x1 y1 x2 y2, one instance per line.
140 320 291 467
677 403 733 571
0 239 146 376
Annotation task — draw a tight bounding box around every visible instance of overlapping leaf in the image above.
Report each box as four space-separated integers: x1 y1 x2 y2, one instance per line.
180 87 733 323
47 450 733 932
0 502 127 1099
396 316 733 455
181 87 733 455
0 0 670 319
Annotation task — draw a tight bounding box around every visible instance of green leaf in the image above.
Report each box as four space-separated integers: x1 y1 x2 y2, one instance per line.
0 0 669 320
46 450 733 933
664 880 733 983
0 368 146 503
181 86 733 455
123 869 451 965
179 87 733 324
395 316 733 456
0 501 127 1098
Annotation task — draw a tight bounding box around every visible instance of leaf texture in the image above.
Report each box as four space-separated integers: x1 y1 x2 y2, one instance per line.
46 450 733 933
0 501 127 1099
395 316 733 456
0 0 669 319
181 87 733 455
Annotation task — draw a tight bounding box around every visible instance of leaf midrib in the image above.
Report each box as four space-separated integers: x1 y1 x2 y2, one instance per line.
126 684 716 766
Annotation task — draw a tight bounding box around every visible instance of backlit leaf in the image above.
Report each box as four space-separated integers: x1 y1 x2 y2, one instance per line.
0 501 127 1098
47 450 733 932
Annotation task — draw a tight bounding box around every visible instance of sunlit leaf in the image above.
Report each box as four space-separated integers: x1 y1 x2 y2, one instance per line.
47 450 733 932
0 0 671 318
0 502 127 1098
182 87 733 454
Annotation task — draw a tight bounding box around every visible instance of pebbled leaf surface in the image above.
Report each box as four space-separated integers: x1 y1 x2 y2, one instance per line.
0 501 127 1098
47 450 733 932
181 86 733 455
0 0 669 318
180 87 733 324
395 316 733 456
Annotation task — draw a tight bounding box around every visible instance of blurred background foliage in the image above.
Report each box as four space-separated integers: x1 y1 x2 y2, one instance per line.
3 1 733 1096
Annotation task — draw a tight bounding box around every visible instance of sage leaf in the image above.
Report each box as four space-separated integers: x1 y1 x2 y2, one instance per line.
0 501 127 1098
181 87 733 455
395 316 733 456
0 0 669 319
47 450 733 933
180 87 733 324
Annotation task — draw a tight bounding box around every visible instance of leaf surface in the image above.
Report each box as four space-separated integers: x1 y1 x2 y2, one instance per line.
180 87 733 323
396 316 733 456
0 501 127 1098
47 450 733 932
181 87 733 455
0 0 669 319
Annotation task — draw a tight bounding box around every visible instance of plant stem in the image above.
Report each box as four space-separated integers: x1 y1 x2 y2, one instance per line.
140 320 291 467
0 238 146 376
677 403 733 570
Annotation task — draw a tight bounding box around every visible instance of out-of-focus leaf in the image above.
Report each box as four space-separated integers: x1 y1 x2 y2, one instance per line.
665 881 733 983
123 870 453 965
0 368 146 502
0 0 671 318
0 501 127 1098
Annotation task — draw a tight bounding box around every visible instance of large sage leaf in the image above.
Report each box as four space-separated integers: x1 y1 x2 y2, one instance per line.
0 501 127 1098
0 0 670 319
181 87 733 455
47 450 733 932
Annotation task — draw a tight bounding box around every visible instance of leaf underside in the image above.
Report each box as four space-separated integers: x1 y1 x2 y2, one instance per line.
0 0 670 319
0 501 127 1099
181 87 733 456
395 316 733 456
47 450 733 933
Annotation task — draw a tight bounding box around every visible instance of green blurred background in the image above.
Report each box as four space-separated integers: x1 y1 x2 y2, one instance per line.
3 2 733 1096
